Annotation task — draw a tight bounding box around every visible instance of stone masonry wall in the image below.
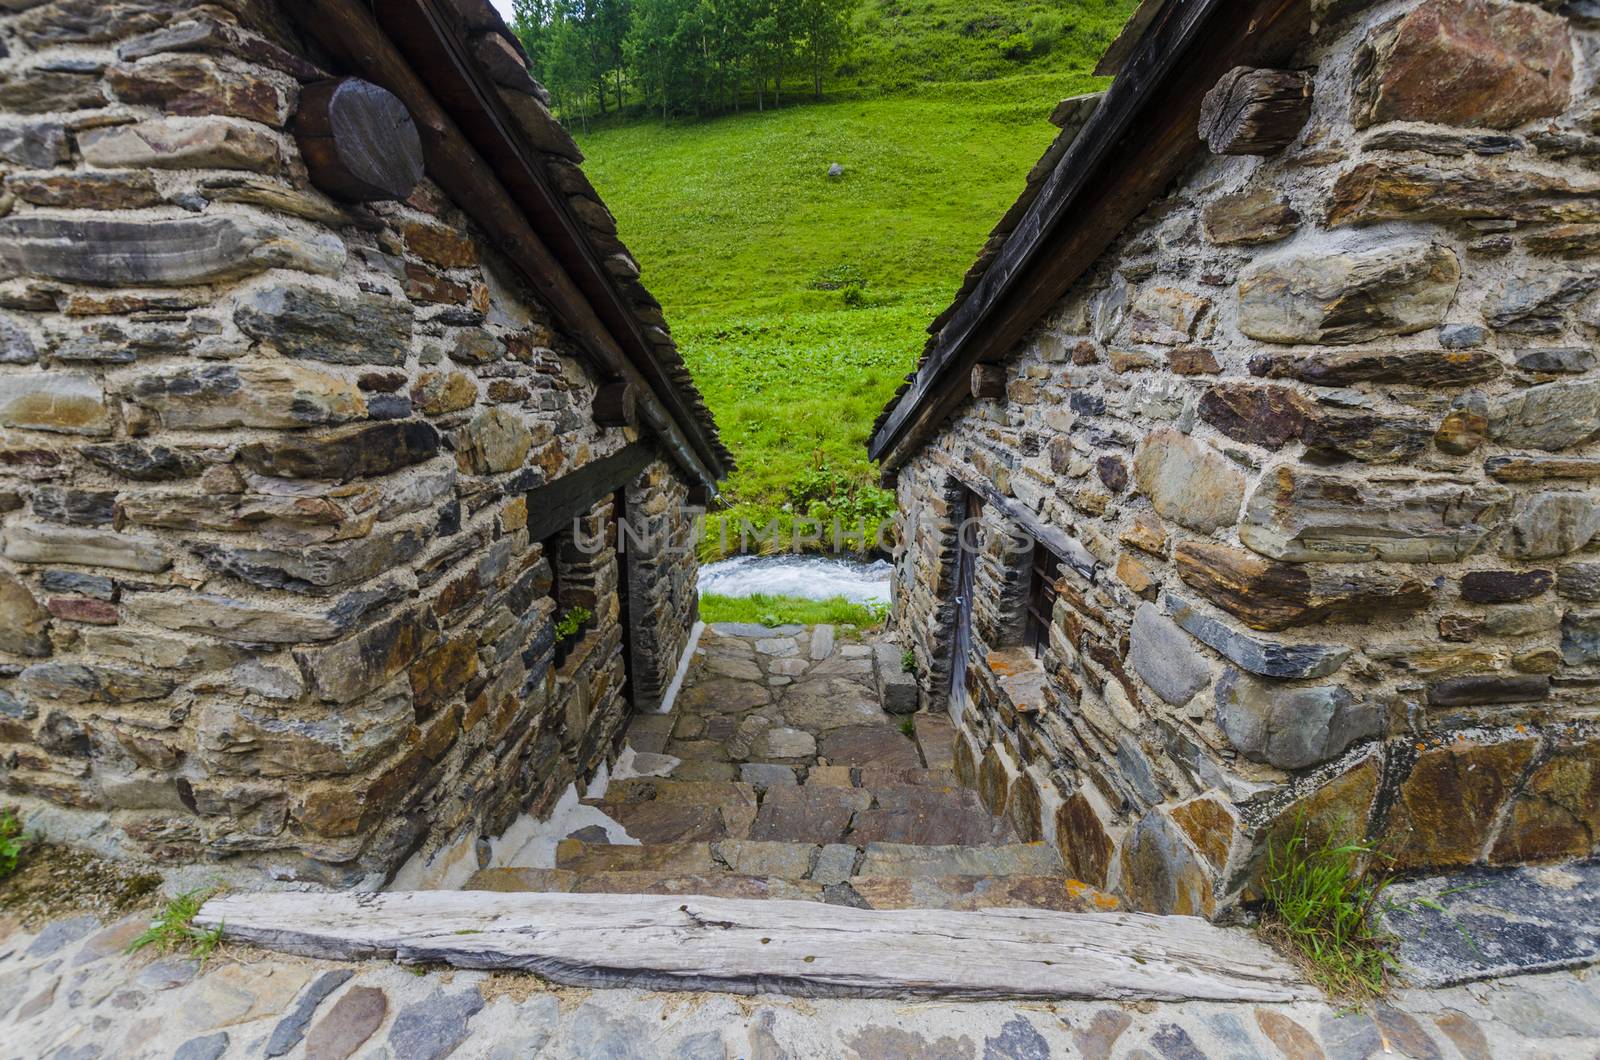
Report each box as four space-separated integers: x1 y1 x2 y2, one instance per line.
0 0 701 885
623 461 699 713
893 0 1600 916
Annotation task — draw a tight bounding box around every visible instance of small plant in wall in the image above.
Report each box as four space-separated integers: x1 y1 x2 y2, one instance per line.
901 648 917 675
552 606 593 666
555 606 593 641
0 809 29 879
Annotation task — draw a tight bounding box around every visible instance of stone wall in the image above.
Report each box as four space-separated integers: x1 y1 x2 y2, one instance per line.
622 461 700 713
892 0 1600 916
0 0 704 885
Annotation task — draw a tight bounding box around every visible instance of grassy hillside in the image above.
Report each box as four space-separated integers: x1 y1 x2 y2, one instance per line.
577 3 1134 558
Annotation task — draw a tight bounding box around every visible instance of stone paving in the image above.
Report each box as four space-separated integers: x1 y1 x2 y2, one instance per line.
468 624 1113 911
3 907 1598 1059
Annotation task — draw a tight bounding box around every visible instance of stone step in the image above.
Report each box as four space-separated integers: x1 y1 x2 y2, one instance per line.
552 839 1067 881
857 842 1066 878
465 867 826 902
465 867 1119 913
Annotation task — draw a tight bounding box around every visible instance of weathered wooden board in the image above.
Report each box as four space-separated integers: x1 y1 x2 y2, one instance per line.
196 890 1311 1002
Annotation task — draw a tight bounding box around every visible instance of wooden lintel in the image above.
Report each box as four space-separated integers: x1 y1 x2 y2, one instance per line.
1198 66 1313 155
931 450 1099 583
524 442 654 543
592 380 636 428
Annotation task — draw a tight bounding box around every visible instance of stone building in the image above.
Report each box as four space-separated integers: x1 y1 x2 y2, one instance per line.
0 0 729 886
871 0 1600 916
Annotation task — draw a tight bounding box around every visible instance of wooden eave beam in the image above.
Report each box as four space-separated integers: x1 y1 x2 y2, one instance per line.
867 0 1308 473
282 0 726 493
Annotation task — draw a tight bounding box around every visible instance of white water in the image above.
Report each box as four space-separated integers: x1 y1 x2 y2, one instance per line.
700 554 892 603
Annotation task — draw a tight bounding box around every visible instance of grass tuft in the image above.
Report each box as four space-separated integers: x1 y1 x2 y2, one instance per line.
700 592 887 629
0 810 28 879
1260 817 1396 1001
128 889 225 964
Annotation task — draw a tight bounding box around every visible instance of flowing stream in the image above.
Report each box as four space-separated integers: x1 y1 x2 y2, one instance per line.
699 554 892 603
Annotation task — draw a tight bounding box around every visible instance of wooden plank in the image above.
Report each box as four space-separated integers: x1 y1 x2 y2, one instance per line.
523 442 653 544
282 0 724 494
195 890 1312 1002
867 0 1308 471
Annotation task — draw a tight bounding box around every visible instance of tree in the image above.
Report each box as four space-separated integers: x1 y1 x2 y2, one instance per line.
795 0 851 99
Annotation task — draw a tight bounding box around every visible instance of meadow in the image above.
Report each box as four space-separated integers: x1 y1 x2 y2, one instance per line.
576 1 1133 560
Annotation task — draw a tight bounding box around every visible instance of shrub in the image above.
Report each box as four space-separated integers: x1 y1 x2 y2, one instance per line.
841 282 867 308
1261 817 1396 1000
901 647 917 673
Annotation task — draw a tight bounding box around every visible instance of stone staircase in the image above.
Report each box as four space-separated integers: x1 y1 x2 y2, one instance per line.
205 628 1310 1001
464 623 1119 914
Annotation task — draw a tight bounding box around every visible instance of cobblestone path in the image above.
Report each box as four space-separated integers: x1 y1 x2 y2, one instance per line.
468 623 1116 912
3 908 1597 1059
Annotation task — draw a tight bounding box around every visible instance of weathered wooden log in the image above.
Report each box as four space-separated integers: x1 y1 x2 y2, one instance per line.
1198 67 1313 155
195 890 1313 1002
592 380 636 428
970 363 1007 400
294 77 425 202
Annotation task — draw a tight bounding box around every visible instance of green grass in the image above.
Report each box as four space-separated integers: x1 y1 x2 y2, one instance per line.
577 1 1134 554
1261 818 1396 1001
128 889 225 964
0 810 25 879
700 592 887 628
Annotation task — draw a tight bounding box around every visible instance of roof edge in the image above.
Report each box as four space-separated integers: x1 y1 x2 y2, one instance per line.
867 0 1310 474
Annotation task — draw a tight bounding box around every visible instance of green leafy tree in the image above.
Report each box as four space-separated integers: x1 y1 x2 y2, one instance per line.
794 0 851 99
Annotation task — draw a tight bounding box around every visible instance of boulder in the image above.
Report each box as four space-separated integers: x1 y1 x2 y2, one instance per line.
1240 466 1510 563
0 570 51 656
1214 668 1380 770
1352 0 1573 130
1200 186 1299 246
1128 603 1211 706
1488 379 1600 452
0 374 112 436
1175 540 1432 632
1237 236 1459 344
237 421 441 481
1501 492 1600 560
1132 428 1245 534
3 522 170 572
79 116 284 171
106 55 294 127
197 691 413 777
123 363 366 429
1329 161 1600 227
235 283 412 366
0 215 343 287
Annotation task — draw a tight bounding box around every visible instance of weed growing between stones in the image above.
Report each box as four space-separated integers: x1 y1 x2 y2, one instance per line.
128 889 225 965
0 809 27 879
901 648 917 674
1261 819 1396 1001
